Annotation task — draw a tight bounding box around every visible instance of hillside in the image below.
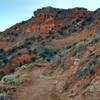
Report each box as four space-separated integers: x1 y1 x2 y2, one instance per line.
0 7 100 100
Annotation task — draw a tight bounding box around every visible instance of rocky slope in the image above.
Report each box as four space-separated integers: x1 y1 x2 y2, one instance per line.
0 7 100 100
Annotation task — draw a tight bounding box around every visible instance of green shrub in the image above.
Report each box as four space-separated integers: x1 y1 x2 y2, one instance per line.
73 41 86 52
0 72 5 80
36 47 55 60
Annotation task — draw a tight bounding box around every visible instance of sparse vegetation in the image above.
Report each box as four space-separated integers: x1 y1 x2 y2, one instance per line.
0 6 100 100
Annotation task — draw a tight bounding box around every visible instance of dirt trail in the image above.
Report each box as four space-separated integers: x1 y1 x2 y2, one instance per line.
13 68 61 100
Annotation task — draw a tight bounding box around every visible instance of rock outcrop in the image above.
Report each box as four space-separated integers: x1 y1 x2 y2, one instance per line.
4 7 91 33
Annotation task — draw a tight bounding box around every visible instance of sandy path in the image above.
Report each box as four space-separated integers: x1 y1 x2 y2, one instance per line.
13 68 61 100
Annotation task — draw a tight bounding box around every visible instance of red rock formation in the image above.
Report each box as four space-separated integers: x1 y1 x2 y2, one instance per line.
4 7 91 33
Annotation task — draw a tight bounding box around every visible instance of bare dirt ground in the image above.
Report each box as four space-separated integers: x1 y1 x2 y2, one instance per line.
13 67 61 100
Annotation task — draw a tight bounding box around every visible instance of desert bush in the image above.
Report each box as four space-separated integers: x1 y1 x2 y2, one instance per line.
74 67 86 80
36 47 55 60
0 49 7 67
2 72 29 85
51 54 64 68
73 41 86 53
0 72 5 80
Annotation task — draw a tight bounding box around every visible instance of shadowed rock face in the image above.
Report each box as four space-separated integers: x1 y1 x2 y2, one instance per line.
4 7 91 33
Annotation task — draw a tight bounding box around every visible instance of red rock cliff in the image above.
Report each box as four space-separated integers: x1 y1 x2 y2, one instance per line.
4 7 91 33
